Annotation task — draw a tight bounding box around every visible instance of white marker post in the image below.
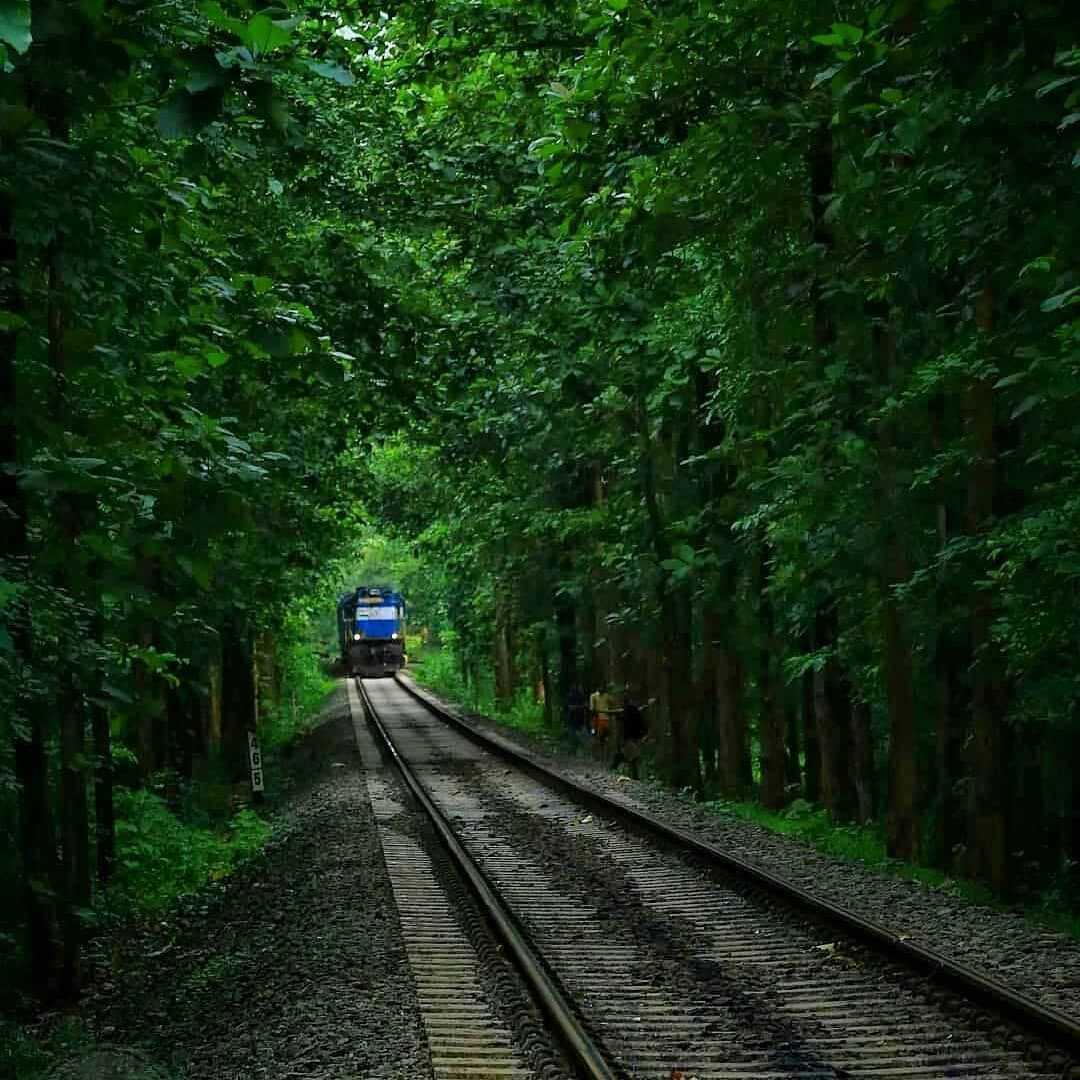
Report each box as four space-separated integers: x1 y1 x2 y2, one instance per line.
247 730 265 797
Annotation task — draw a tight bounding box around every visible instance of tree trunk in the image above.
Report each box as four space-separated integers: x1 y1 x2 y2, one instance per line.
934 634 967 868
554 591 577 726
699 606 720 793
875 309 918 860
59 700 90 998
666 587 699 791
813 604 857 822
47 231 92 998
757 550 787 810
221 619 256 788
208 648 223 751
930 393 968 871
1 183 60 999
92 699 114 884
716 647 747 798
540 625 556 729
807 124 856 823
967 289 1008 892
851 701 876 824
133 557 160 779
638 411 700 790
494 576 517 705
802 659 820 802
15 717 59 998
1069 713 1080 892
785 702 801 788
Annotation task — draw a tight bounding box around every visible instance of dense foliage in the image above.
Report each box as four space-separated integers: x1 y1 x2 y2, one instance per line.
4 0 1080 1004
0 0 380 1001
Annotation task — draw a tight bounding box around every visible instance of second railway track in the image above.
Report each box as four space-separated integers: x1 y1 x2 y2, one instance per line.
354 674 1080 1079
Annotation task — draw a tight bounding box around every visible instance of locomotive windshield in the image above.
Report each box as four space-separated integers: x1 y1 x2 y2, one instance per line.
356 605 399 621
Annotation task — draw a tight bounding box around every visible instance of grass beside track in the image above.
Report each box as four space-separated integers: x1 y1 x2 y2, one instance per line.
407 642 549 740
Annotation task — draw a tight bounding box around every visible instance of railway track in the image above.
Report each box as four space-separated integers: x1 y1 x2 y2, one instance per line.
353 674 1080 1080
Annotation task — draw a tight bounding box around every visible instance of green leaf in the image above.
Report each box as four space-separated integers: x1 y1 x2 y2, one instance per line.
811 64 844 90
527 136 562 158
185 63 228 94
205 348 229 368
1020 256 1052 277
993 372 1026 389
242 13 293 56
674 543 695 564
1010 395 1041 421
173 354 204 378
305 59 355 86
1041 287 1080 312
157 96 192 139
1037 75 1079 99
199 0 244 36
0 0 31 55
102 683 134 705
157 89 224 139
831 23 864 44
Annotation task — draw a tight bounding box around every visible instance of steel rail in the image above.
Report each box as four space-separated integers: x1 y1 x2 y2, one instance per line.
355 677 621 1080
394 673 1080 1059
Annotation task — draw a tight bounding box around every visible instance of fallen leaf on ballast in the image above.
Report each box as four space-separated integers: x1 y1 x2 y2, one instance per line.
616 775 632 783
580 814 593 824
813 942 837 957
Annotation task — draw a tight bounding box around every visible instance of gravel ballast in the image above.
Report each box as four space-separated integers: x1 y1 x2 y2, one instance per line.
86 684 432 1080
403 673 1080 1023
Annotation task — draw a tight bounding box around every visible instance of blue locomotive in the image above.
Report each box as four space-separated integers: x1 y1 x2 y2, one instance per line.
337 586 407 676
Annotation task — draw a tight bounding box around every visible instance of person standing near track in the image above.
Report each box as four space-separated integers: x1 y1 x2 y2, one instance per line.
612 691 648 778
589 684 619 763
566 683 588 745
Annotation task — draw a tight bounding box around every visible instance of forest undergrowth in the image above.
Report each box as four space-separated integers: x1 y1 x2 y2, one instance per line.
410 641 550 742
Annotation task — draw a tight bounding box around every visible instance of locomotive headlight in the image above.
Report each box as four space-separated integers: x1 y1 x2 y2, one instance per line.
353 633 361 641
391 632 399 640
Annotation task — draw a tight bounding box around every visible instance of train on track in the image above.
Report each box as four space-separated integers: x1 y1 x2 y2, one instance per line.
336 586 407 677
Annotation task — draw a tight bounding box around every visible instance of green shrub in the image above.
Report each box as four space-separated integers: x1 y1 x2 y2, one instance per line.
106 790 269 917
411 644 546 737
0 1017 48 1080
260 635 335 750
